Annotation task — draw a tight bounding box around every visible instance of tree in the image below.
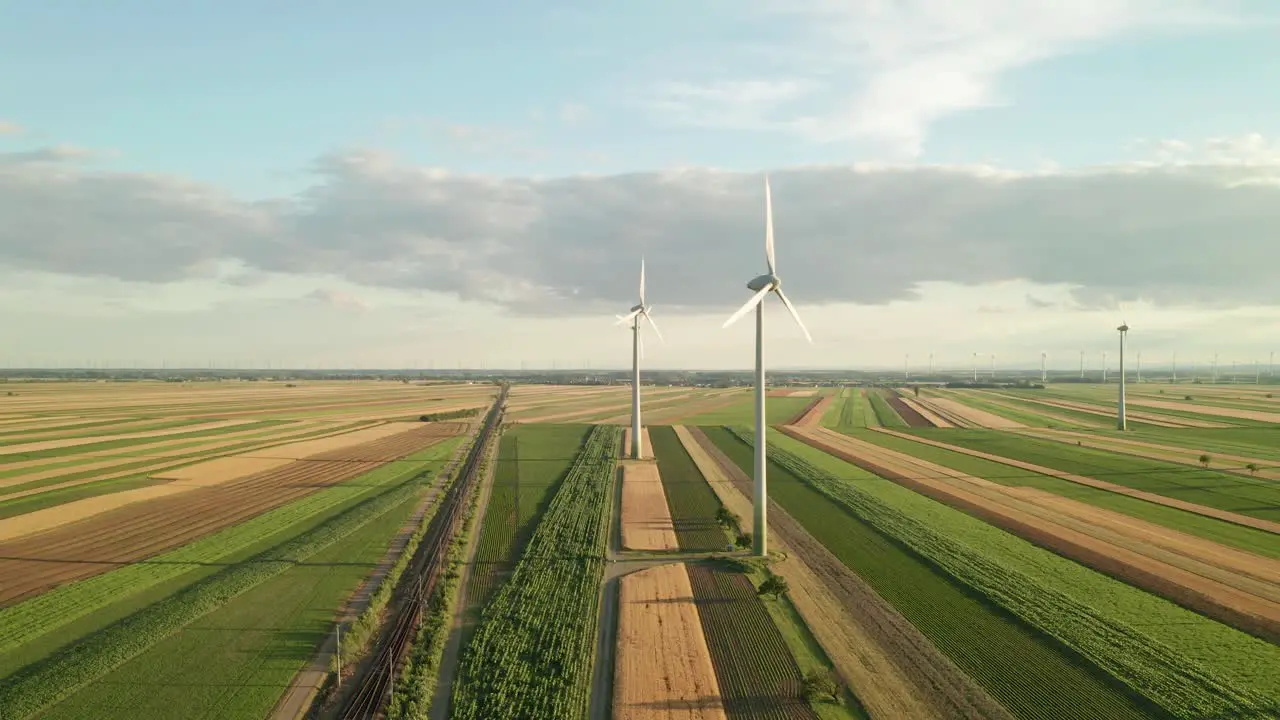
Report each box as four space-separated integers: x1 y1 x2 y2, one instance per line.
734 533 753 549
1199 454 1211 469
757 575 789 600
802 669 842 702
716 506 740 530
913 385 920 397
1246 463 1260 476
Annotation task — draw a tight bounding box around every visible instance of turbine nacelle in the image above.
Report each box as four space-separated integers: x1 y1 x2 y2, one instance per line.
747 274 779 292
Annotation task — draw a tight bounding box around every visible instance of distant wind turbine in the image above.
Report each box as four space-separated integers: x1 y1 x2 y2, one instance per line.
1173 351 1178 382
1137 350 1142 383
722 175 812 557
1117 321 1129 430
972 352 978 382
1040 351 1047 383
1079 350 1085 379
615 258 663 460
904 353 910 380
928 352 934 376
1102 351 1108 383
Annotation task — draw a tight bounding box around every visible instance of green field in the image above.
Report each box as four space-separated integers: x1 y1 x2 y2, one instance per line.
680 394 812 426
649 425 730 551
465 424 591 614
702 426 1166 720
451 425 621 719
0 439 462 677
35 475 434 720
905 429 1280 525
865 390 907 428
0 442 459 720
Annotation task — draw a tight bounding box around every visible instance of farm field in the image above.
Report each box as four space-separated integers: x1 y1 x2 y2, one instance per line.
703 425 1280 720
649 425 730 551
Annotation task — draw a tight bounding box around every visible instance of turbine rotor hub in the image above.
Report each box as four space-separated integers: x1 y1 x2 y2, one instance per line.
747 274 779 292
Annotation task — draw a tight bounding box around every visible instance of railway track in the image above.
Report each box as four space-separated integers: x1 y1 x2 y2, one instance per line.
338 385 507 720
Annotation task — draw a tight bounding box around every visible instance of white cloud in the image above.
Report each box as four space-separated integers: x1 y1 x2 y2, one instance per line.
306 287 370 311
2 135 1279 322
558 103 591 125
0 121 22 136
645 0 1247 155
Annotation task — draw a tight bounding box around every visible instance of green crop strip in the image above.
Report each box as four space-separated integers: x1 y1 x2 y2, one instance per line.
702 426 1162 720
649 425 729 551
0 420 285 464
450 425 621 720
740 428 1280 719
465 424 590 615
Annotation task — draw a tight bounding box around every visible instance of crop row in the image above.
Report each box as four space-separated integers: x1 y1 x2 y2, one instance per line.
731 427 1280 719
0 457 445 720
686 562 817 720
648 426 728 551
465 425 591 614
450 424 621 720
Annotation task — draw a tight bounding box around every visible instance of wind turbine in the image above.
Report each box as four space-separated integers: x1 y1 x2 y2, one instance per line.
904 353 910 381
1173 351 1178 382
615 258 663 460
1102 351 1108 383
1079 350 1085 379
722 175 812 557
972 352 978 382
990 353 996 379
1117 321 1129 430
1040 351 1047 383
928 352 934 376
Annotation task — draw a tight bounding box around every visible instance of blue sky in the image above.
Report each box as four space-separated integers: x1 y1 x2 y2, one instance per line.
2 1 1279 368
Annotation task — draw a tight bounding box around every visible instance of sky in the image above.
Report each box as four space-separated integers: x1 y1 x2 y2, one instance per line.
2 0 1280 371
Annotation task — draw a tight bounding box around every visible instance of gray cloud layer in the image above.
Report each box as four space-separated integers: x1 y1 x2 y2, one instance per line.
2 147 1277 315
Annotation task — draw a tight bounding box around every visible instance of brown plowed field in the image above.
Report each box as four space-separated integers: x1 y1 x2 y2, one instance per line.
620 463 679 551
679 427 1010 720
0 423 462 606
613 563 725 720
882 390 935 427
0 418 259 456
790 426 1280 643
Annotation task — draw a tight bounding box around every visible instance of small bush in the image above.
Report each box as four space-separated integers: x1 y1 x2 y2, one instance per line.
1199 454 1212 468
735 533 753 549
757 575 790 600
802 669 842 703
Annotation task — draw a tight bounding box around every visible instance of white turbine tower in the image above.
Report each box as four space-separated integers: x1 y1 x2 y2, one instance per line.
1041 351 1047 383
1102 351 1108 383
1117 321 1129 430
614 258 663 460
722 175 812 557
972 352 978 382
1079 350 1085 379
1137 350 1143 383
904 353 910 381
1173 351 1178 382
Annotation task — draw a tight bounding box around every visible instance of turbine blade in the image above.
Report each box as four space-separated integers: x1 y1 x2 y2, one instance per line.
642 310 664 343
774 288 812 343
615 309 641 326
639 257 646 307
764 175 776 275
722 286 771 329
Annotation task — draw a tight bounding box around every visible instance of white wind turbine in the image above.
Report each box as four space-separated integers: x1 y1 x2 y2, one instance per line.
615 258 663 460
1117 321 1129 430
722 175 812 557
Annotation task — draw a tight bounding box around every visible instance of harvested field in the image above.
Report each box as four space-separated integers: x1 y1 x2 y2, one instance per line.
0 423 461 605
675 427 1009 720
640 391 751 426
622 427 653 459
790 426 1280 643
150 456 295 483
620 463 679 551
923 397 1026 429
239 421 435 459
613 563 725 720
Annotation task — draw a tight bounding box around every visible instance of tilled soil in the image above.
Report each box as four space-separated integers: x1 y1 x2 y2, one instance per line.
0 423 462 607
921 396 1026 429
881 391 935 428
